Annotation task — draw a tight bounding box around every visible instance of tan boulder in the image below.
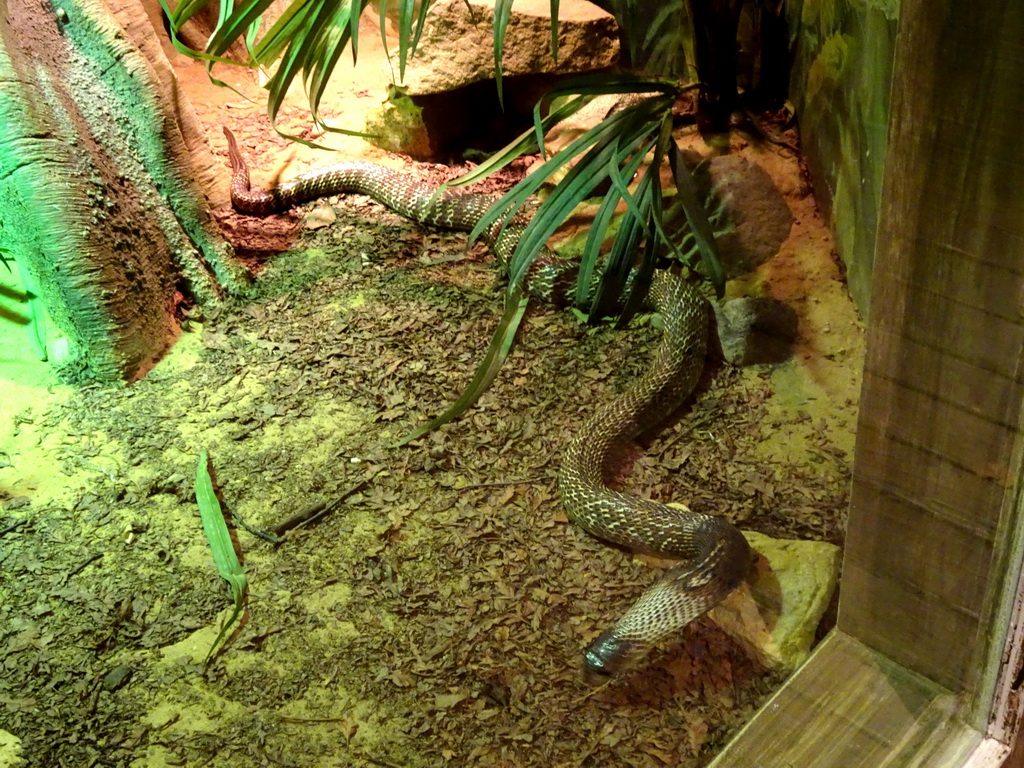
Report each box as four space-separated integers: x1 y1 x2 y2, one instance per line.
0 729 24 768
653 505 841 671
392 0 620 95
710 529 841 671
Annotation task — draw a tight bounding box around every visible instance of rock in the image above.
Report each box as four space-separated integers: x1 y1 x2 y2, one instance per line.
367 0 620 158
302 203 337 230
697 155 794 278
0 729 25 768
393 0 619 96
709 530 841 671
364 87 442 159
712 296 799 365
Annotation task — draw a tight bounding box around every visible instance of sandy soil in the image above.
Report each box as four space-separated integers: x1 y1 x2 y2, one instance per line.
0 13 863 768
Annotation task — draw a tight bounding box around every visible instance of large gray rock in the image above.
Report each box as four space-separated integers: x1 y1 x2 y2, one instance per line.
698 155 795 278
393 0 620 95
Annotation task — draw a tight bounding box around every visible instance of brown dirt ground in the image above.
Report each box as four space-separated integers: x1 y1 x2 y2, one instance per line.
0 14 863 768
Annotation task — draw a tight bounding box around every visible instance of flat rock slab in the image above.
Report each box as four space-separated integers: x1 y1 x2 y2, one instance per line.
710 530 841 672
394 0 620 95
652 506 840 672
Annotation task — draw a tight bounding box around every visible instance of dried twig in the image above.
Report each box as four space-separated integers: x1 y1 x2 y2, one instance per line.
272 468 382 539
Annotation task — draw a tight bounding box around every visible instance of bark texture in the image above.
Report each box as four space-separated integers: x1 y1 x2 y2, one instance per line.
0 0 245 381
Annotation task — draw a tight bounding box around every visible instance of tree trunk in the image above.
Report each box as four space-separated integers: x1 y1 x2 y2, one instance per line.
0 0 246 382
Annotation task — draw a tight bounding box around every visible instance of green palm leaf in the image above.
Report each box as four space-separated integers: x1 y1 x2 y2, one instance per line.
195 451 248 664
392 0 432 81
493 0 514 107
505 97 673 289
159 3 725 439
465 95 660 265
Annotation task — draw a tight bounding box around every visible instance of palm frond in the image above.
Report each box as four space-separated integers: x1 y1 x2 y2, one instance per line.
668 142 726 293
456 81 726 313
465 89 669 266
573 138 652 309
492 0 514 108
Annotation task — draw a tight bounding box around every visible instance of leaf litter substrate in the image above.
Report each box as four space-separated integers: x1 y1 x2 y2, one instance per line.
1 189 857 767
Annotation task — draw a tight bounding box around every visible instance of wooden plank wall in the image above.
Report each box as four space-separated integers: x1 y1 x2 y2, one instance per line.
840 0 1024 700
708 632 978 768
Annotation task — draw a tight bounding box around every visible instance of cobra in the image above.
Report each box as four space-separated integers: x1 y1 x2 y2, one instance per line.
223 127 751 677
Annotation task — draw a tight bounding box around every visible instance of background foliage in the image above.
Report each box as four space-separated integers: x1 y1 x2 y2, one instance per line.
162 0 725 431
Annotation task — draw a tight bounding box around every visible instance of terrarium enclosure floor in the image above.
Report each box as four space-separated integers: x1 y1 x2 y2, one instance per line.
0 15 863 768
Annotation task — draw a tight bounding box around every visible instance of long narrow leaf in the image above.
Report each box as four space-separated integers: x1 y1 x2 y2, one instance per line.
157 0 250 65
506 103 668 288
348 0 361 61
492 0 514 108
506 139 620 288
615 150 665 327
602 115 684 267
409 0 431 51
307 2 371 121
378 0 390 58
397 0 413 74
604 132 659 242
263 2 346 129
615 217 659 327
619 0 639 65
396 0 431 81
205 0 280 57
387 0 432 81
588 172 650 317
467 103 654 257
668 142 726 295
573 187 624 310
574 135 655 307
532 76 675 160
195 451 248 664
251 0 317 63
549 0 560 60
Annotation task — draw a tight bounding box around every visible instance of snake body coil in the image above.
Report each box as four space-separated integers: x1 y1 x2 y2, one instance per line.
224 127 750 677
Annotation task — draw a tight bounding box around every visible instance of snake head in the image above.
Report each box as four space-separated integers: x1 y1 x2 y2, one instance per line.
582 629 639 682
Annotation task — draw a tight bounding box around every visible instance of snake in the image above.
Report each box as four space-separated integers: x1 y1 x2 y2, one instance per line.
223 127 751 677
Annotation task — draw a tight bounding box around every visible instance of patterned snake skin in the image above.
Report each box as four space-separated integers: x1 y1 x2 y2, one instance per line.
224 127 751 677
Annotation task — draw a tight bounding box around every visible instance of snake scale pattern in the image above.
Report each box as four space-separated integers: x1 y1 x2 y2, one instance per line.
224 127 751 677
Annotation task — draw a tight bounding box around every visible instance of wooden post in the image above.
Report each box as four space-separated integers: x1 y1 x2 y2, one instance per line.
840 0 1024 710
714 1 1024 764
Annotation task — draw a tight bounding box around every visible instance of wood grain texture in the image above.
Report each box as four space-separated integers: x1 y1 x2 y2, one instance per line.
840 0 1024 697
710 631 981 768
